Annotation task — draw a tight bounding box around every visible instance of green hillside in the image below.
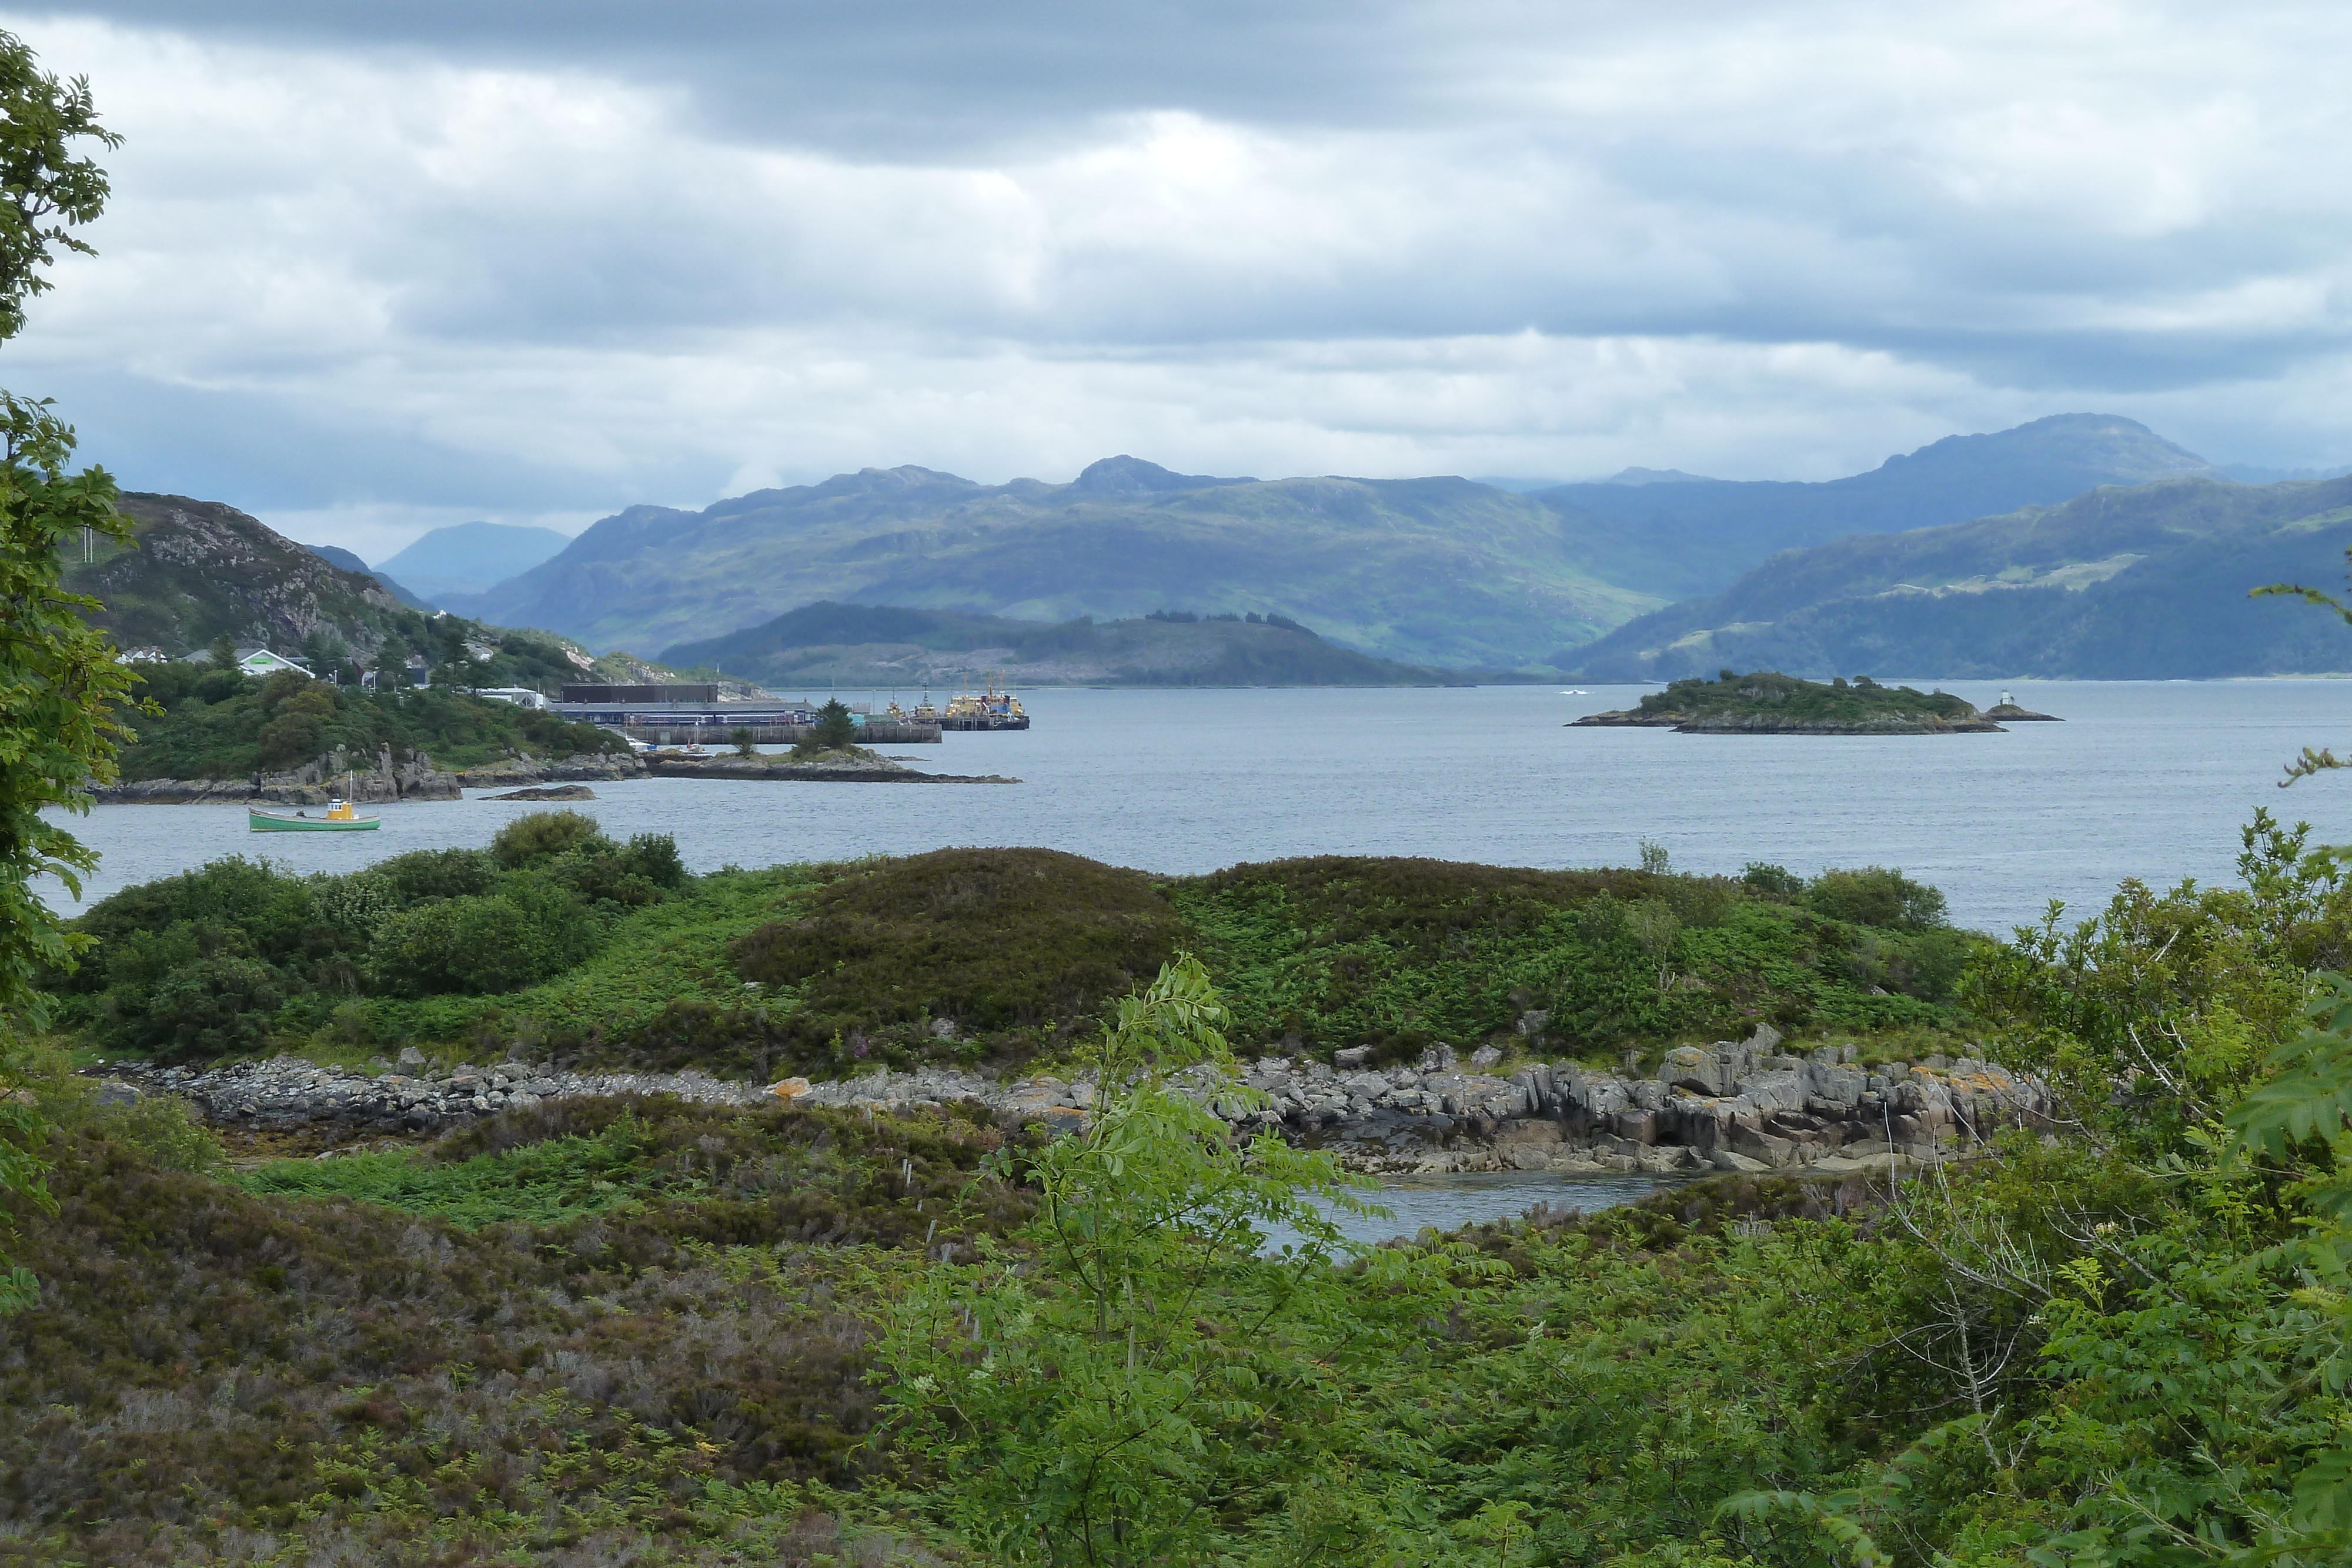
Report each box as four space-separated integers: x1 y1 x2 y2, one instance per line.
658 601 1471 687
116 664 626 782
1566 473 2352 680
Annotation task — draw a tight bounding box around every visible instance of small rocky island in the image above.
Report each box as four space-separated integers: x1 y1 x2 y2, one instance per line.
1573 670 2022 734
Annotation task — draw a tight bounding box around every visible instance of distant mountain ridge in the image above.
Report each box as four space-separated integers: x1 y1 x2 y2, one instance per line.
299 543 436 611
657 600 1467 688
1563 474 2352 680
451 417 2236 668
376 520 573 600
1529 413 2224 602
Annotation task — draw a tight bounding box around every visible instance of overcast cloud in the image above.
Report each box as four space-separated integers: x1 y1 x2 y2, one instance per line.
2 2 2348 559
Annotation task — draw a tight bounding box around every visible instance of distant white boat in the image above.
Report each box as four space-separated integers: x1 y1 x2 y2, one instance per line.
1559 688 1589 696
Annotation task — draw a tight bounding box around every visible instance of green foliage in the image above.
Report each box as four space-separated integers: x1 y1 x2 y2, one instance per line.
0 29 116 342
115 664 624 780
0 399 133 1031
1806 865 1950 930
489 805 604 866
878 957 1461 1565
1968 809 2351 1146
0 31 125 1314
816 697 857 750
47 815 696 1059
368 875 599 998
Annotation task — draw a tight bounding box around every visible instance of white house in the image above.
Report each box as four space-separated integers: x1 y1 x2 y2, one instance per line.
236 648 311 678
475 687 548 710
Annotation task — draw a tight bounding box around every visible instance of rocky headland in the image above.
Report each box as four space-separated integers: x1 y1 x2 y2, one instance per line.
101 1024 2046 1176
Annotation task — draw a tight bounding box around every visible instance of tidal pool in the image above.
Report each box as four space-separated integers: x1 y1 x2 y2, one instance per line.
1265 1169 1688 1253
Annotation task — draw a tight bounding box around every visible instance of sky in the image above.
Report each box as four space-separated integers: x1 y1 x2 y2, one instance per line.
4 1 2351 561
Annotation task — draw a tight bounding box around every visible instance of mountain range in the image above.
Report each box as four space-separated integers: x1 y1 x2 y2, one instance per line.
1563 475 2352 680
440 415 2234 668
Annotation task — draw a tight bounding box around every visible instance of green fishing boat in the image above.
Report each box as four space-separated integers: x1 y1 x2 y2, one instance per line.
249 800 379 832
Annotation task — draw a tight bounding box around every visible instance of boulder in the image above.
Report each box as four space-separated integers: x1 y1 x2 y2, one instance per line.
1710 1149 1772 1174
1660 1045 1728 1096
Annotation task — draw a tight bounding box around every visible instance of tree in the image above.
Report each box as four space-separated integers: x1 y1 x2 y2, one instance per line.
876 957 1444 1565
0 35 114 342
730 726 758 758
0 27 123 1313
815 697 857 751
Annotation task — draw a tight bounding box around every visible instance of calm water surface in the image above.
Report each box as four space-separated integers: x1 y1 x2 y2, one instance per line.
42 679 2352 931
1269 1171 1682 1252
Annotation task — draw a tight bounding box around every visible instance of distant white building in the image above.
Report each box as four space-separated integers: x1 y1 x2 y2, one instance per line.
114 646 169 664
475 687 548 710
236 648 311 678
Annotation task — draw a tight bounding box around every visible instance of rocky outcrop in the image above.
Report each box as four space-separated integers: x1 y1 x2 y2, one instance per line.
486 784 598 801
95 744 462 805
449 755 645 788
108 1025 2050 1176
108 1057 771 1135
92 747 644 805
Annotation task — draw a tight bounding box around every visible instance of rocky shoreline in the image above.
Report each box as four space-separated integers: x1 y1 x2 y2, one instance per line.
644 755 1020 784
91 748 644 805
100 1025 2047 1176
89 746 1018 802
1574 710 2003 735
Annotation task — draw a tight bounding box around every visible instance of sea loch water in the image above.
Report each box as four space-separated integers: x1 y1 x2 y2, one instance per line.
44 678 2352 930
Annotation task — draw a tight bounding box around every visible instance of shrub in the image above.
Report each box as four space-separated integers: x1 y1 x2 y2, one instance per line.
370 847 496 905
1740 861 1805 898
141 954 286 1059
1806 866 1948 930
256 709 326 769
370 877 600 996
490 808 610 868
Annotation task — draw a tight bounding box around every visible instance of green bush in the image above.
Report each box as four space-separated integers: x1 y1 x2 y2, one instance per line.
1806 865 1949 929
370 878 600 997
490 808 609 868
138 953 286 1058
369 847 496 905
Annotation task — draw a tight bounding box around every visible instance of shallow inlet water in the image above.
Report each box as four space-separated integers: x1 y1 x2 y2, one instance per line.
40 677 2352 930
1267 1170 1685 1252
